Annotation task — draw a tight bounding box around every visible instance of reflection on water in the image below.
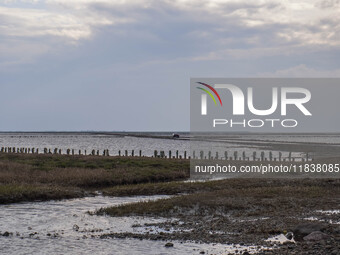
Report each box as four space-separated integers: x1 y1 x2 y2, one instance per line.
0 196 264 255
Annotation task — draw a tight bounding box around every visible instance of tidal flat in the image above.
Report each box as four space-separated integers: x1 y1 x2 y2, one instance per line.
0 153 339 254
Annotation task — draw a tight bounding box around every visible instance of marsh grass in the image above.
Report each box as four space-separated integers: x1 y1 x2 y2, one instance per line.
97 179 340 217
0 184 83 204
0 153 189 203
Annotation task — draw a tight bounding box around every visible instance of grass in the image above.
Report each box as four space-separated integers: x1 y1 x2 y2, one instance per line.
0 153 189 203
0 184 83 204
97 178 340 217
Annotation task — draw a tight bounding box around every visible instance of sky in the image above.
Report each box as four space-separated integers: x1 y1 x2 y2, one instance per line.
1 0 340 131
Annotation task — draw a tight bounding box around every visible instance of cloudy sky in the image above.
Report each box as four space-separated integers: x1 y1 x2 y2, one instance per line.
1 0 340 131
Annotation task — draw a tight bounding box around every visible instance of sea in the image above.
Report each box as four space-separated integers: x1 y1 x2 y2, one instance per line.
0 132 340 159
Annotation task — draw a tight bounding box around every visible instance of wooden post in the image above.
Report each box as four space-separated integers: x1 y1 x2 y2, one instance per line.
91 149 95 156
261 151 264 161
224 151 228 160
59 149 61 154
125 150 128 157
242 151 246 160
269 151 272 161
139 150 142 157
215 151 218 160
253 151 256 161
176 150 179 159
79 150 81 155
132 150 134 157
279 152 282 161
288 152 292 161
72 149 74 155
119 150 121 156
154 150 158 158
200 151 204 159
184 151 187 159
208 151 211 160
234 151 238 160
193 151 195 159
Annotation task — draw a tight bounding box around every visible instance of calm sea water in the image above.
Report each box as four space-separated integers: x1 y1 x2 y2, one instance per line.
0 132 339 158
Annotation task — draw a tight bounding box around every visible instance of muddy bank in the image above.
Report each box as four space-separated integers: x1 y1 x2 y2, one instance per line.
97 178 340 254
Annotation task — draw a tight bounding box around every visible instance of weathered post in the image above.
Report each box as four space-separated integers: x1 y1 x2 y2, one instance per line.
139 150 142 157
234 151 238 160
132 150 134 157
208 151 211 160
224 151 228 160
97 150 99 156
279 152 282 161
106 149 109 156
215 151 218 160
118 150 121 156
36 148 39 154
72 149 74 155
154 150 158 158
176 150 179 159
91 149 95 156
79 150 81 155
269 151 272 161
125 150 128 157
193 151 196 159
44 148 47 154
242 151 246 160
168 150 171 158
59 149 61 154
48 149 51 154
288 152 292 161
253 151 256 161
160 151 165 158
261 151 264 161
184 151 187 159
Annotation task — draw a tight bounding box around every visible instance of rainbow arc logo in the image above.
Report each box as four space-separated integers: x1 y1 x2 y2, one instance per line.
196 82 223 106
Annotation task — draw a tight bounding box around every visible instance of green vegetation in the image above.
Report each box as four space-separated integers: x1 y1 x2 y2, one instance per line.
97 178 340 217
0 153 189 203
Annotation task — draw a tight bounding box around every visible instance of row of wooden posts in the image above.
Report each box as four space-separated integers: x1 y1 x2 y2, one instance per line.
0 146 312 161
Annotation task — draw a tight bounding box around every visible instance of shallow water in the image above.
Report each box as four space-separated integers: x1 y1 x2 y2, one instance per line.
0 196 264 255
0 132 316 158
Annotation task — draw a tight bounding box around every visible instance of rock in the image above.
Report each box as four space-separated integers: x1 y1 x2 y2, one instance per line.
243 252 250 255
303 231 331 242
73 224 79 231
285 232 294 240
2 231 10 237
200 251 205 254
293 223 327 241
331 249 339 255
165 242 174 247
